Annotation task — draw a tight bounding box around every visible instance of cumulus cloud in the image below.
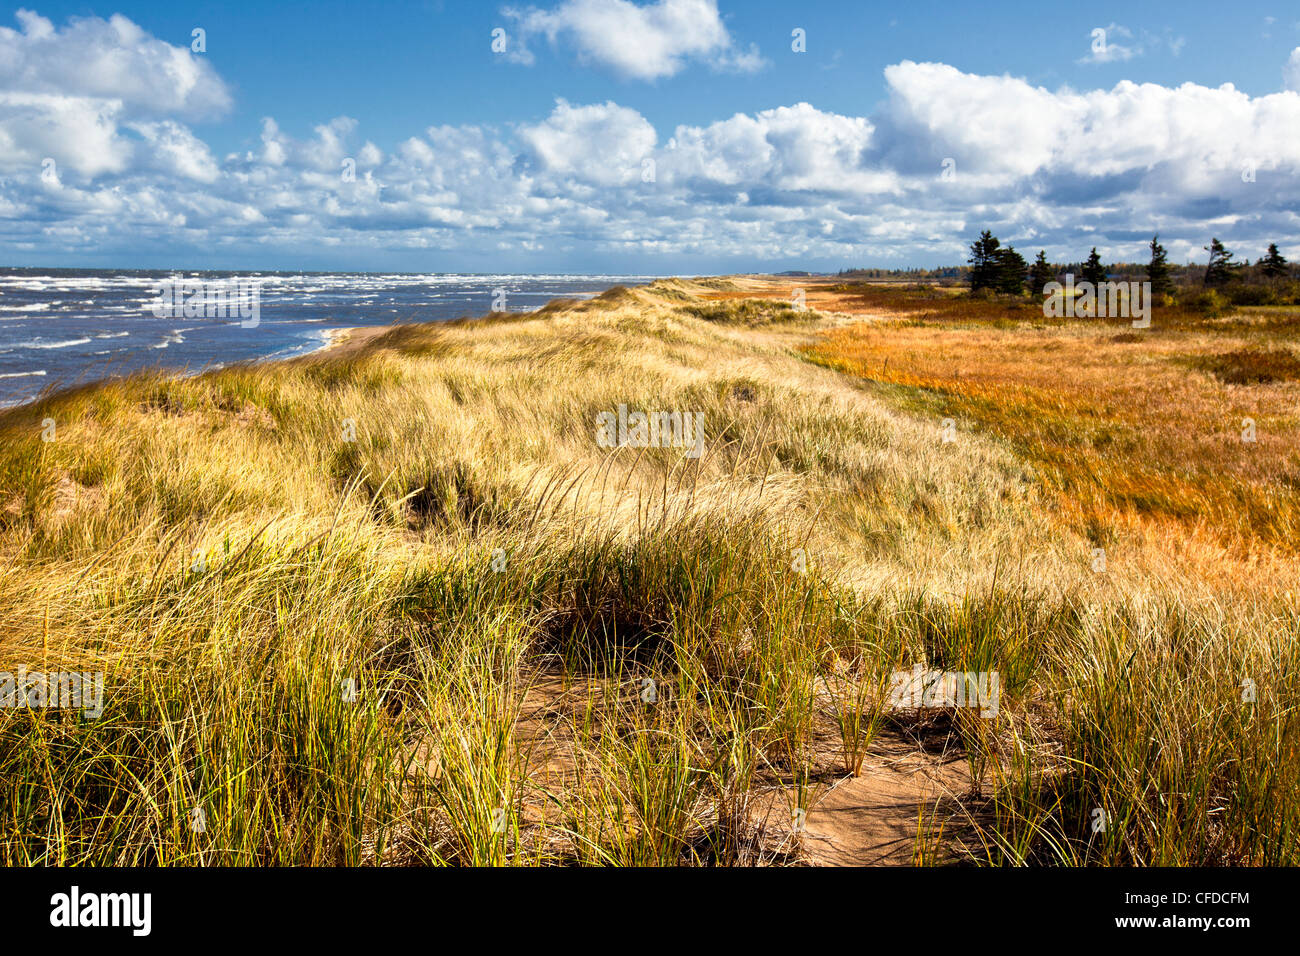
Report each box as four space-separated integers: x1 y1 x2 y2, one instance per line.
664 103 891 195
2 23 1300 270
518 99 657 185
1286 47 1300 91
0 93 131 177
130 120 220 183
0 10 231 179
0 9 230 115
881 60 1300 183
869 61 1300 263
503 0 763 80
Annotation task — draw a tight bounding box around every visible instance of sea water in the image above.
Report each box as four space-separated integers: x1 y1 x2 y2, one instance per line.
0 269 657 407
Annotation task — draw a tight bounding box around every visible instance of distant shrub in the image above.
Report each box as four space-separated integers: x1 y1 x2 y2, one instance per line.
1196 347 1300 385
1277 280 1300 305
1182 289 1231 318
1226 284 1279 307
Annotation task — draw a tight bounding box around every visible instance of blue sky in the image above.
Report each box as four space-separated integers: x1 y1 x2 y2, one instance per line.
2 0 1299 272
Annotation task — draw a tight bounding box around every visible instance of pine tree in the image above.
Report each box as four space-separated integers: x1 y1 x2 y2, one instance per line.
1261 243 1290 280
968 230 1001 291
1203 238 1235 287
1081 248 1107 287
995 246 1028 295
1146 235 1172 298
1029 250 1056 293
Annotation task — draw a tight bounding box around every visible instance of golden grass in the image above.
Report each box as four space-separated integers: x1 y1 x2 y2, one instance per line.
805 314 1300 584
1 279 1297 866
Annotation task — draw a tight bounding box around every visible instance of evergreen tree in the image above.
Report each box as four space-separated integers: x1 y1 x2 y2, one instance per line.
1081 247 1107 286
967 230 1001 291
1203 238 1235 286
1029 250 1056 293
1146 235 1172 298
994 246 1028 295
1261 242 1290 280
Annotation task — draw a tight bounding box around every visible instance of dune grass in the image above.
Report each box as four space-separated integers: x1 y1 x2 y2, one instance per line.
1 280 1297 865
805 285 1300 864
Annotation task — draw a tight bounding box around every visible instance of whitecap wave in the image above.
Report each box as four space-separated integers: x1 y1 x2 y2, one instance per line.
17 337 91 349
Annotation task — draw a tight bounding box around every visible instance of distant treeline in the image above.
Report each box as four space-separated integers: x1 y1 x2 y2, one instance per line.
842 233 1297 310
837 266 967 280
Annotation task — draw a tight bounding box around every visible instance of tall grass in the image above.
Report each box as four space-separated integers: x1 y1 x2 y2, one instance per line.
1 279 1296 865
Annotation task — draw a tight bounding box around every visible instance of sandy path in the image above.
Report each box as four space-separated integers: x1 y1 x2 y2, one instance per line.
799 730 977 866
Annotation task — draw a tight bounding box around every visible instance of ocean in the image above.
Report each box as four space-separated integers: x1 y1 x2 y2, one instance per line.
0 269 659 407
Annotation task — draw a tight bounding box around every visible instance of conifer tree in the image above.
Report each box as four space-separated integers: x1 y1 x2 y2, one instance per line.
1260 242 1290 280
1203 238 1235 286
968 230 1001 291
1146 235 1172 297
995 246 1028 295
1029 250 1056 293
1081 247 1107 287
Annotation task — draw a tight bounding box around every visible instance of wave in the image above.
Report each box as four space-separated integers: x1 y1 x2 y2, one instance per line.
0 370 46 379
16 337 91 349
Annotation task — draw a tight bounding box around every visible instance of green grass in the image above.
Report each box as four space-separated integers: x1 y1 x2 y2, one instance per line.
2 279 1298 866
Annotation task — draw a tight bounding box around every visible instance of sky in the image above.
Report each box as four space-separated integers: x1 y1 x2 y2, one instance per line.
1 0 1299 273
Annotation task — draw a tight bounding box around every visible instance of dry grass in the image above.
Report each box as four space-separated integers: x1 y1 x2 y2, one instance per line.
1 278 1297 866
805 313 1300 569
1195 347 1300 385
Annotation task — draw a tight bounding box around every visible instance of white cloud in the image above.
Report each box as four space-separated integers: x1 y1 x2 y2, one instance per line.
519 99 657 184
665 103 891 194
881 60 1300 184
259 118 289 167
0 92 130 177
504 0 763 80
0 10 231 179
3 32 1300 270
129 120 220 182
0 9 230 116
1286 47 1300 91
398 136 436 168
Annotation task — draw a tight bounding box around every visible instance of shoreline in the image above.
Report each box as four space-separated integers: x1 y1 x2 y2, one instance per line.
4 274 1300 870
0 276 669 411
0 279 772 411
305 324 395 360
292 287 652 363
